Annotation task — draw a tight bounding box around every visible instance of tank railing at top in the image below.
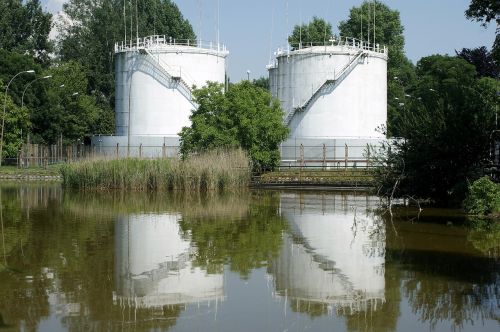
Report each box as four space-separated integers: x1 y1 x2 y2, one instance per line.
273 36 386 60
114 35 228 53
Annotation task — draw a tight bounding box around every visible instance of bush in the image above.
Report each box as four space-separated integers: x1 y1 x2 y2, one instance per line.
464 176 500 216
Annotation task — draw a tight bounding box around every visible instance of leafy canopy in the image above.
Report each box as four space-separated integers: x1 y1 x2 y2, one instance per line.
180 82 289 171
375 55 498 205
465 0 500 61
456 46 499 78
0 0 53 65
288 17 333 48
464 176 500 216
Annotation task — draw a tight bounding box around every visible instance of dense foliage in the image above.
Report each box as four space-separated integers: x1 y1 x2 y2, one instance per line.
374 55 498 205
456 46 499 78
338 1 415 137
0 0 52 65
464 176 500 216
288 17 333 48
179 82 289 171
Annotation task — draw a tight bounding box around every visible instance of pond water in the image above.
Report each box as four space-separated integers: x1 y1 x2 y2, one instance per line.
0 184 499 332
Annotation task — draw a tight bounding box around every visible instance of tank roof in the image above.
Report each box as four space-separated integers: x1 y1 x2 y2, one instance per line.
272 36 387 62
115 35 228 56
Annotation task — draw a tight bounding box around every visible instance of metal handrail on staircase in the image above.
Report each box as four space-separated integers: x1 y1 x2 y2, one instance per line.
139 47 197 106
284 51 367 126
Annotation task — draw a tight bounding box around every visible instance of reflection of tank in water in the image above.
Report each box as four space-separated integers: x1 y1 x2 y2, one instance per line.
269 192 385 314
114 213 224 308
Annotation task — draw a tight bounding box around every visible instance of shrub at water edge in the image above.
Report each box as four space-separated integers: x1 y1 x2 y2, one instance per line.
464 176 500 216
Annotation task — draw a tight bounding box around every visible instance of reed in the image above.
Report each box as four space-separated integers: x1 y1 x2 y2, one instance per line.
59 149 250 191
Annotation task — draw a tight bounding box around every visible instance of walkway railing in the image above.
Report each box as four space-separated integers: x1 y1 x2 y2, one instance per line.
115 35 228 53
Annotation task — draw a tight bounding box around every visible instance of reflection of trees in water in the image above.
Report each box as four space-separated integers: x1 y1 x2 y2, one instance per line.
0 185 258 331
178 191 287 277
467 219 500 259
384 210 500 331
400 250 500 330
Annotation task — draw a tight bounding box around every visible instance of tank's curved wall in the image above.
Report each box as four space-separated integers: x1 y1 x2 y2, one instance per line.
270 46 387 138
115 46 227 137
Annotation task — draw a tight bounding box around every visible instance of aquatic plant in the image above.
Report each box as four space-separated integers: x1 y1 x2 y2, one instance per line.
59 149 250 191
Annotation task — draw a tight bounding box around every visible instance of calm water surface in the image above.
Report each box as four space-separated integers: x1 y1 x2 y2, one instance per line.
0 184 499 331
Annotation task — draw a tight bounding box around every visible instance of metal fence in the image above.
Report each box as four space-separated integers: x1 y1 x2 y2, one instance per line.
12 137 387 170
15 142 180 168
280 139 386 170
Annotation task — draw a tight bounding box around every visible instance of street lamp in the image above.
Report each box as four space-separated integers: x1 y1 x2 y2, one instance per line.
21 75 52 108
246 70 251 81
1 70 35 166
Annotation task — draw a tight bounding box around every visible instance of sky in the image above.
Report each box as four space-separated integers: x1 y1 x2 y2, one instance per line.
41 0 497 81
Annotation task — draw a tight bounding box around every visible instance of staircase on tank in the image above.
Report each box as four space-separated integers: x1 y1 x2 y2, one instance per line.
284 50 367 126
138 47 196 106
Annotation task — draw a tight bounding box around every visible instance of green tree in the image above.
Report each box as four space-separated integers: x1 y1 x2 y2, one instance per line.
0 50 41 157
180 81 289 171
0 0 52 65
32 61 114 144
57 0 196 114
465 0 500 61
288 17 333 48
0 84 30 159
456 46 499 78
338 1 416 137
375 55 498 205
252 76 270 90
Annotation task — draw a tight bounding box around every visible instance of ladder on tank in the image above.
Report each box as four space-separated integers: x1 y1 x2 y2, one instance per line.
284 50 367 126
138 47 197 106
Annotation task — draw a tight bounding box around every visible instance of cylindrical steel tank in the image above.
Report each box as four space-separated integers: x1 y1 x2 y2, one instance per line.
114 35 228 137
269 38 387 138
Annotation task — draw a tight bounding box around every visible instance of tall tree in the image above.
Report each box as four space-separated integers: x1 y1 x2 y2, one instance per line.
456 46 499 78
180 82 289 171
0 0 52 65
32 61 114 145
338 1 416 137
375 55 498 205
465 0 500 61
288 17 333 48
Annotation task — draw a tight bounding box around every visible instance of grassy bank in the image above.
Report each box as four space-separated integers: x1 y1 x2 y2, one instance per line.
257 169 375 187
60 149 250 191
0 165 61 180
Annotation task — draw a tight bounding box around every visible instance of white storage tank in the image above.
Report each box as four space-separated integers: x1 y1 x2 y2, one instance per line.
269 37 387 138
114 35 228 137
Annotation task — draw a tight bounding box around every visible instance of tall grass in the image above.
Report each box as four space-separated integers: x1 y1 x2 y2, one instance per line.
60 149 250 191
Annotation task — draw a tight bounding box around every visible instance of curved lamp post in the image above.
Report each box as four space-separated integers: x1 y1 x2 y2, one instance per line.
21 75 52 109
1 70 35 166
